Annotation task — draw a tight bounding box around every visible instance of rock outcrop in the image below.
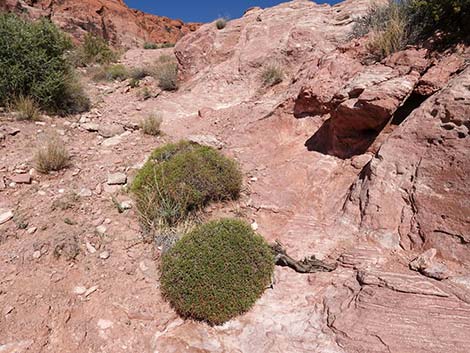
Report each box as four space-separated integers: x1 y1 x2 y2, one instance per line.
0 0 469 352
1 0 200 47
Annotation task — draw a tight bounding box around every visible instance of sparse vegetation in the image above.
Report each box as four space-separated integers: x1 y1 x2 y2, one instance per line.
131 141 242 228
367 2 408 59
35 135 70 173
261 65 284 86
144 42 159 49
160 218 274 325
140 87 152 100
92 64 128 81
144 42 175 49
73 33 117 66
129 66 153 80
353 0 470 59
215 18 227 30
140 113 162 136
0 14 89 114
10 96 41 121
155 61 179 91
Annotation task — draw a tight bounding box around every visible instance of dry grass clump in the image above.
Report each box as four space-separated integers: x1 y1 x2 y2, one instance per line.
10 96 41 121
92 64 128 81
140 113 162 136
153 56 179 91
366 3 408 59
35 135 70 173
261 65 284 86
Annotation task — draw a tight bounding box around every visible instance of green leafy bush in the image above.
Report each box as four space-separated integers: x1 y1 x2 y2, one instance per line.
131 141 242 227
0 14 89 114
261 65 284 86
160 218 274 325
407 0 469 39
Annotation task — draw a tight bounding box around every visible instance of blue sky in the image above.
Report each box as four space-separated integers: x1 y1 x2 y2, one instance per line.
124 0 342 23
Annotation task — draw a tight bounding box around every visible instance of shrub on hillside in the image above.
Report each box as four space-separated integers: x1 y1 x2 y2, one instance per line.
407 0 469 40
131 141 242 227
155 61 179 91
0 14 89 114
215 18 227 30
143 42 175 49
72 33 117 66
144 42 159 49
92 64 128 81
261 65 284 86
353 0 469 58
160 218 274 325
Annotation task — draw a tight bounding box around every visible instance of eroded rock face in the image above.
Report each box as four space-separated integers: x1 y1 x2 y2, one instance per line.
1 0 200 47
343 67 470 261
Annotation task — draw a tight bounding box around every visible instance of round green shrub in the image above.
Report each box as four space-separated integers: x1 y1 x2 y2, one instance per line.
131 141 242 227
161 219 274 325
0 14 89 114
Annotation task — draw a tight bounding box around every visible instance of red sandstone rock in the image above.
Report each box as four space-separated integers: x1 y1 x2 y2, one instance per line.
1 0 200 47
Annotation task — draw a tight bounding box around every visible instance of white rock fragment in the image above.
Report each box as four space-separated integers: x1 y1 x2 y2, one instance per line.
97 319 113 330
0 210 13 225
107 173 127 185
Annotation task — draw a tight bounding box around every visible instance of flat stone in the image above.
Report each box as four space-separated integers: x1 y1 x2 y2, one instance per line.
78 188 93 197
81 123 99 132
107 172 127 185
96 225 107 235
11 174 31 184
98 124 125 138
188 134 224 149
99 251 110 259
97 319 113 330
102 135 122 147
0 210 13 225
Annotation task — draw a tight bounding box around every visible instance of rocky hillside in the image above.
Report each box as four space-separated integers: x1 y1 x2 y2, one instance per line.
1 0 200 47
0 0 469 352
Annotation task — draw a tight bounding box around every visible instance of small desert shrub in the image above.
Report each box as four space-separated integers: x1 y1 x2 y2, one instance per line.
129 66 153 80
144 42 159 49
261 65 284 86
35 135 70 173
140 113 162 136
155 62 179 91
73 33 117 66
0 14 89 114
367 3 408 59
353 0 469 57
92 64 128 81
161 218 274 325
11 96 41 121
140 87 152 100
215 18 227 30
131 141 242 227
129 78 140 88
143 42 175 49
